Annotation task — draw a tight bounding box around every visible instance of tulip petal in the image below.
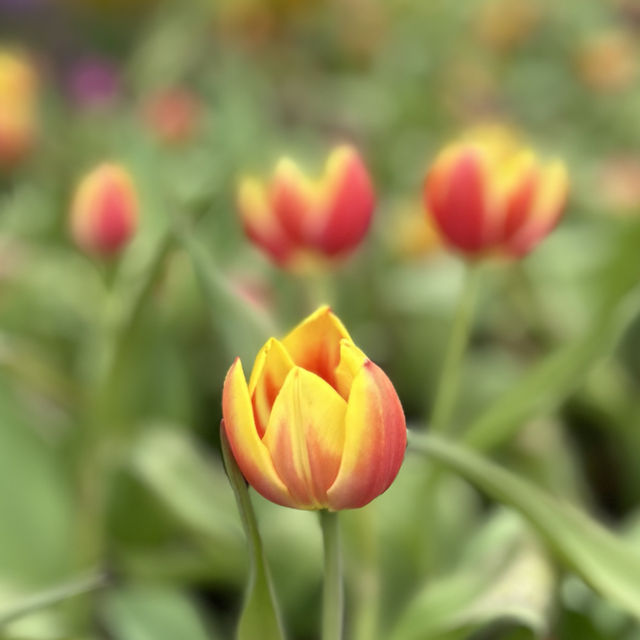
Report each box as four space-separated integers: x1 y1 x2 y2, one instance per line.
238 176 295 265
315 146 375 256
271 158 314 245
327 360 406 510
334 339 367 401
262 367 348 509
507 161 568 256
282 306 352 385
222 358 295 508
425 147 489 254
248 338 295 437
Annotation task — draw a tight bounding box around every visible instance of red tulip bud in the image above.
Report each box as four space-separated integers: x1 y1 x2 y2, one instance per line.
70 163 139 257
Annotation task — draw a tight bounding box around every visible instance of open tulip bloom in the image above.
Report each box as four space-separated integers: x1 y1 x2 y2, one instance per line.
237 145 375 270
222 306 407 511
424 127 569 258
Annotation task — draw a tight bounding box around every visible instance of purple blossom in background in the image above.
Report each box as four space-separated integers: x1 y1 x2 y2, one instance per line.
67 57 121 108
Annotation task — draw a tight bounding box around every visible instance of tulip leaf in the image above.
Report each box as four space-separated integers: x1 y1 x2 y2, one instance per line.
390 538 553 640
178 227 275 364
220 428 286 640
102 585 221 640
129 427 245 583
463 221 640 452
409 432 640 621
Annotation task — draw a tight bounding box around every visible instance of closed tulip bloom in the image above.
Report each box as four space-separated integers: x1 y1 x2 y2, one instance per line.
237 145 375 270
70 163 139 256
424 127 568 258
222 306 406 510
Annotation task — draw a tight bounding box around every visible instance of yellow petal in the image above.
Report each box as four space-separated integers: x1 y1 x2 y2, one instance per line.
248 338 295 437
222 358 295 508
334 339 367 401
281 306 353 385
262 367 348 509
327 360 406 510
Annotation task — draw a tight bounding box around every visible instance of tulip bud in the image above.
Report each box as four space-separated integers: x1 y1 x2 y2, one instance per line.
142 87 201 145
237 145 375 270
70 163 139 257
423 127 568 258
222 306 406 510
0 50 38 169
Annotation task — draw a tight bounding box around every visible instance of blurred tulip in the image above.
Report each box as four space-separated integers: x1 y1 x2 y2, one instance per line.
222 306 406 510
596 155 640 214
423 126 568 258
576 30 637 92
142 87 201 145
70 163 139 257
476 0 542 52
237 145 375 270
0 50 38 169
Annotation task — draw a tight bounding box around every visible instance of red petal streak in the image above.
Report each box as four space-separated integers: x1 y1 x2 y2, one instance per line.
316 149 375 256
238 179 295 265
327 360 406 510
426 150 489 254
499 169 539 244
271 166 312 245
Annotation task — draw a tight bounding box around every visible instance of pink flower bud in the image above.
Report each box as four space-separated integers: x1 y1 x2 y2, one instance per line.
70 163 139 257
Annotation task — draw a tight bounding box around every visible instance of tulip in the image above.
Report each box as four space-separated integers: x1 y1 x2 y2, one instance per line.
0 50 38 169
222 306 406 510
142 87 201 145
237 145 375 270
423 127 568 258
70 163 139 257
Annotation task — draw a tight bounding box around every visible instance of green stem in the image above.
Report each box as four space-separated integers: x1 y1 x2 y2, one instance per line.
320 510 343 640
76 233 176 568
428 263 482 434
0 571 107 628
302 268 335 312
220 428 284 639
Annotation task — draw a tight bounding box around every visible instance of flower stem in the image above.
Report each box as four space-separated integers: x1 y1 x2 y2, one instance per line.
428 263 482 434
320 510 343 640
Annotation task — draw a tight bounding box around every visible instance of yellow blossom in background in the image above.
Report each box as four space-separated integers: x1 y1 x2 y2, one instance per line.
476 0 542 52
388 204 442 260
0 50 38 169
576 29 637 92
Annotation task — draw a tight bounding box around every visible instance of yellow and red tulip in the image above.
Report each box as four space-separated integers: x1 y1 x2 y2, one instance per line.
222 306 406 511
237 145 375 270
0 50 38 169
70 163 139 257
423 127 568 258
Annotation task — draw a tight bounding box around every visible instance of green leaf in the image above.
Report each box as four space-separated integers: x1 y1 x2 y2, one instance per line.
102 585 220 640
220 428 285 640
129 427 245 582
179 228 275 364
409 432 640 621
390 511 553 640
0 571 106 628
463 221 640 452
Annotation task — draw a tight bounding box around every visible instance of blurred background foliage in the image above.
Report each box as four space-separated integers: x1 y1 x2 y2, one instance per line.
2 0 640 639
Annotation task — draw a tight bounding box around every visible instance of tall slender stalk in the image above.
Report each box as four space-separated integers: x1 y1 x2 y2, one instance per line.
320 510 343 640
428 263 482 434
